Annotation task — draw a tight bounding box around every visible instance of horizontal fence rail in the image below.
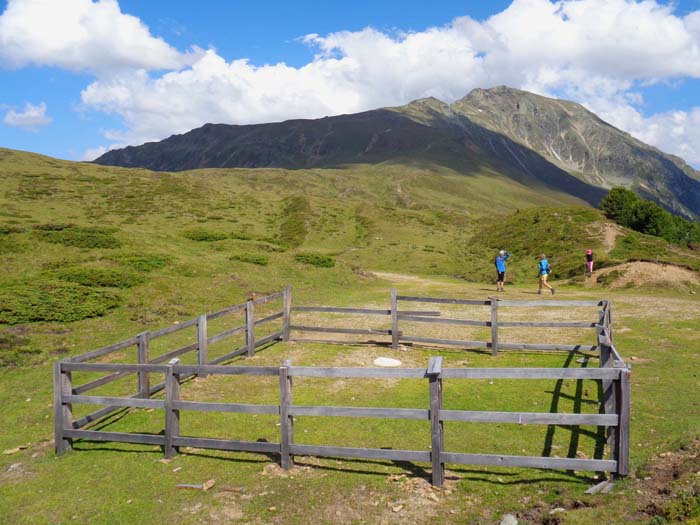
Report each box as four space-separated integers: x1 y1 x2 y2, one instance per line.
55 286 630 486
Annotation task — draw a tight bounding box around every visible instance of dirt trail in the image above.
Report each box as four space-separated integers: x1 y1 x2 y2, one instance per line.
371 271 448 288
602 222 622 252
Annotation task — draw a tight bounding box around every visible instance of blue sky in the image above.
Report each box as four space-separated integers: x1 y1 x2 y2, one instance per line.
1 0 700 166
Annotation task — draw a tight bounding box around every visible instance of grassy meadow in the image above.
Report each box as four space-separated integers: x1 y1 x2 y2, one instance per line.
1 148 699 524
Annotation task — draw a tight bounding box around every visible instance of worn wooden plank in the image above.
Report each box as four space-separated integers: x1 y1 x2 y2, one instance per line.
496 300 603 307
164 364 180 459
288 338 390 346
68 337 139 363
62 363 168 373
391 288 399 351
65 395 164 409
287 366 426 379
498 321 598 328
292 306 391 315
206 303 246 321
497 342 598 352
173 364 279 376
64 429 165 446
491 299 499 356
53 363 72 454
254 312 284 326
441 367 621 380
428 356 444 487
585 480 614 495
172 400 279 415
290 325 392 336
149 343 199 364
172 436 280 454
197 315 208 375
288 405 428 420
282 285 292 341
148 317 199 339
246 300 255 357
397 295 490 306
137 332 150 398
289 444 431 463
254 331 284 347
397 315 489 327
208 345 248 365
72 370 131 395
279 361 293 469
399 335 490 348
439 410 618 426
252 291 285 305
441 452 617 472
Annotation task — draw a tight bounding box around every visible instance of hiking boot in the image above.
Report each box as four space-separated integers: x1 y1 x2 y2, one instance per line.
538 289 542 295
551 288 556 295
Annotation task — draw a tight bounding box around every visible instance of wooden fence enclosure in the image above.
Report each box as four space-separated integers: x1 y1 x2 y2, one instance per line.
54 287 630 487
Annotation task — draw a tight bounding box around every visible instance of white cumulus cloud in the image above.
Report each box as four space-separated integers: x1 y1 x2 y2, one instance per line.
3 101 52 131
0 0 200 73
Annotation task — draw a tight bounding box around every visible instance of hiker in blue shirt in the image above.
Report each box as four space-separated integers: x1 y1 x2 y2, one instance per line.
538 253 555 295
494 250 510 292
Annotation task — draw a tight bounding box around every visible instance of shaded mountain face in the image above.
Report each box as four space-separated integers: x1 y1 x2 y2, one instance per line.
94 86 700 217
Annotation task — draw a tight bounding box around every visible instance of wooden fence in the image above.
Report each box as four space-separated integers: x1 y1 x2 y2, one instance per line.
54 287 630 486
292 289 606 356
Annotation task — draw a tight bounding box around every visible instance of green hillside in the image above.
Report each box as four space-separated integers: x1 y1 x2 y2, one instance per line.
2 148 700 524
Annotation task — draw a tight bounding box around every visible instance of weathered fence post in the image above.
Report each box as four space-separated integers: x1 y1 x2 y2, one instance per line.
137 331 150 398
282 285 292 341
53 361 73 455
428 356 445 487
246 298 255 357
279 359 294 469
197 314 208 376
598 301 616 453
490 297 499 356
391 288 399 350
164 358 181 459
613 364 631 477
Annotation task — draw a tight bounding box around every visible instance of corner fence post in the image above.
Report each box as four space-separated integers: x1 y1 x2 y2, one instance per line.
164 359 181 459
428 356 445 487
137 331 150 398
614 365 631 477
490 297 499 356
246 298 255 357
282 285 292 341
391 288 399 350
197 314 208 376
279 359 294 469
599 301 616 454
53 361 73 455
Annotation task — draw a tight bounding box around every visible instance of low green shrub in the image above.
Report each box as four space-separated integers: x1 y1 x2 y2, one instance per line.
32 222 74 231
0 280 121 324
294 253 336 268
0 225 24 234
0 332 40 368
110 253 172 272
183 229 229 241
229 253 269 266
37 225 121 249
55 267 145 288
596 269 625 287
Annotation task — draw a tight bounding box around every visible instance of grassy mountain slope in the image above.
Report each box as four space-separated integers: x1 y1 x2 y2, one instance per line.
2 148 700 523
95 86 700 218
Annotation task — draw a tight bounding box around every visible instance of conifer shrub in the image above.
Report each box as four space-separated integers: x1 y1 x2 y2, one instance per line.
229 253 269 266
294 253 335 268
36 225 121 248
0 280 120 324
183 229 229 241
55 267 145 288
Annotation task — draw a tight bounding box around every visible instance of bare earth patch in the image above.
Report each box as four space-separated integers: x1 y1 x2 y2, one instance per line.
594 261 700 289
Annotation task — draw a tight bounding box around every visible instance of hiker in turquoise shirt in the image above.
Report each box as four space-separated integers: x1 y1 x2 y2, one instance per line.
494 250 510 292
538 254 555 295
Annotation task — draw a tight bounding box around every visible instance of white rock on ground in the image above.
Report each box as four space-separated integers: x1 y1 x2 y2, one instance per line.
500 514 518 525
374 357 402 367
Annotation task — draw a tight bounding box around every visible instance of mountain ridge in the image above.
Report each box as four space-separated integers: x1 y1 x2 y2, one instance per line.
94 86 700 218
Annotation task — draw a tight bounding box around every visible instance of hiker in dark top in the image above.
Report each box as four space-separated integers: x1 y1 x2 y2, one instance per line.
494 250 510 292
538 253 555 295
585 249 594 276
